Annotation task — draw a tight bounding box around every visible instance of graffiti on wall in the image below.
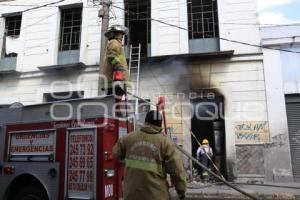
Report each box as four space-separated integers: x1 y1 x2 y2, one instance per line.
235 121 269 144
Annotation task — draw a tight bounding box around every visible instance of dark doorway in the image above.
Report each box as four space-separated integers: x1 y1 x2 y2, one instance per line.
125 0 151 57
191 93 226 178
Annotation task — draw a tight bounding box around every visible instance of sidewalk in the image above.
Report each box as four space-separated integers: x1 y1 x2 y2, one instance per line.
170 182 300 200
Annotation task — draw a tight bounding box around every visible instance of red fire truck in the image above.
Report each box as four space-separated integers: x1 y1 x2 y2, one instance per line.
0 96 136 200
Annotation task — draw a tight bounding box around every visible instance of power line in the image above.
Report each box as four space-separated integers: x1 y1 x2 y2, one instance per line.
0 0 102 55
113 14 298 28
0 0 67 19
22 0 65 13
0 2 99 10
111 0 300 27
1 1 299 54
12 23 100 56
0 0 87 41
115 14 299 28
112 4 300 54
1 2 299 27
0 11 60 41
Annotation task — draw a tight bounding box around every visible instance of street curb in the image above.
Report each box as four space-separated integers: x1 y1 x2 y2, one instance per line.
184 192 297 200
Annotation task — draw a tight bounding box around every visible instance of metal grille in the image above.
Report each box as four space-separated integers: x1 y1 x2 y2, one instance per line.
187 0 219 39
286 95 300 182
124 0 151 56
59 7 82 51
236 145 265 175
5 15 22 37
4 15 22 57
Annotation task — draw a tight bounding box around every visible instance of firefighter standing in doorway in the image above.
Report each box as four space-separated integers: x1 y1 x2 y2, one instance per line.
100 25 130 95
196 139 213 182
112 110 187 200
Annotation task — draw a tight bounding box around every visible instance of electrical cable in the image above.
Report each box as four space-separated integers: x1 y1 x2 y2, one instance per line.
111 1 300 27
0 1 292 198
122 91 259 199
14 23 100 56
0 0 66 19
0 0 98 52
105 90 260 200
144 65 226 181
174 143 259 200
21 0 66 13
112 4 300 54
1 2 300 27
0 2 99 9
119 15 300 27
127 89 226 179
0 11 60 41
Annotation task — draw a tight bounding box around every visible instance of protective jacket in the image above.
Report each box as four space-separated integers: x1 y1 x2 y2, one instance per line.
196 145 213 160
112 123 187 200
100 38 130 90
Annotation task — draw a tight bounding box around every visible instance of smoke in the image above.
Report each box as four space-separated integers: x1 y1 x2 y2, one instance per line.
140 56 223 99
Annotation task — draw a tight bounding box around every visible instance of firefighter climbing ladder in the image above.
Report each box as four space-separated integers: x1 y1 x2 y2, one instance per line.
128 44 141 115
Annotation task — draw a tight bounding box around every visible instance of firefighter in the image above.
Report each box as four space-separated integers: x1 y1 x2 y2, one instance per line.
112 110 187 200
196 139 213 183
100 24 130 95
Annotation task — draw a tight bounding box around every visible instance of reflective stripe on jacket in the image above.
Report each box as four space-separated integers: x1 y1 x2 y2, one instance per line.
112 124 187 200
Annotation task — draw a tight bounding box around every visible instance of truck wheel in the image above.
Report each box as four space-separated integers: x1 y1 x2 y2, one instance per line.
13 186 48 200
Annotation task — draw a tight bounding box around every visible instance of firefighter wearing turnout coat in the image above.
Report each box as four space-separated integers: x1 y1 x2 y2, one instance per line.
112 110 187 200
100 25 130 94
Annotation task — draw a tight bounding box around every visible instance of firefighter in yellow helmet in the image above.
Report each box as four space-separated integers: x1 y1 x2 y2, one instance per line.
196 139 213 183
100 25 130 95
113 110 187 200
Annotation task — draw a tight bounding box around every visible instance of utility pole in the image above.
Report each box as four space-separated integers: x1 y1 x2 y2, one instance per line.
98 0 111 95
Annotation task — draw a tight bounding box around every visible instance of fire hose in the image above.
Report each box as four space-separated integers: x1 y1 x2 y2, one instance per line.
127 91 259 200
174 143 259 200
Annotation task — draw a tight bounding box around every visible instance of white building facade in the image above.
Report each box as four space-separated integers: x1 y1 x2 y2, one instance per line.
261 25 300 182
0 0 294 182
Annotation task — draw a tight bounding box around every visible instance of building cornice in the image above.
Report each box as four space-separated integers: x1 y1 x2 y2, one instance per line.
262 36 300 47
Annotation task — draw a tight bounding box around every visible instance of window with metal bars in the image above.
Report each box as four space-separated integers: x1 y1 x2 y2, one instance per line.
5 14 22 37
188 0 219 39
59 7 82 51
4 14 22 57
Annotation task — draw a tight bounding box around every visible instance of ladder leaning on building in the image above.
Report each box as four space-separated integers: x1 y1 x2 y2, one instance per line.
128 43 141 115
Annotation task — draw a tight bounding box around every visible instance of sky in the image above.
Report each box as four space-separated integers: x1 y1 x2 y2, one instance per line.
258 0 300 25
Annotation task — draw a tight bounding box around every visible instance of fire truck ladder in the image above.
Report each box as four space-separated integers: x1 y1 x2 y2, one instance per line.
128 43 141 115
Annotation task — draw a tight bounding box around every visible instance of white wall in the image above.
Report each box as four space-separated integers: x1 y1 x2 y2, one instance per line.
261 25 300 94
151 0 189 56
262 49 289 138
80 5 101 65
0 0 102 72
261 25 299 181
0 68 99 105
151 0 262 56
0 0 263 71
261 25 300 39
281 46 300 93
218 0 261 54
138 57 267 178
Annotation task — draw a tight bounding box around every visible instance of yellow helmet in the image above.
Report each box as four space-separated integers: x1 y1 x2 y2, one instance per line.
202 139 209 145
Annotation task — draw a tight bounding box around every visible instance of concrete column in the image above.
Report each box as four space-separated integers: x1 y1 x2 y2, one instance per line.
263 49 293 182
